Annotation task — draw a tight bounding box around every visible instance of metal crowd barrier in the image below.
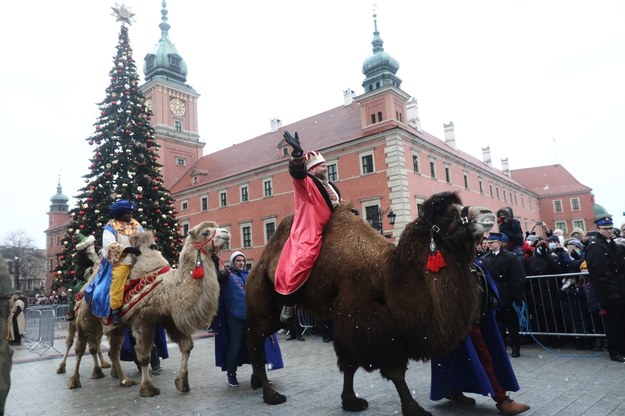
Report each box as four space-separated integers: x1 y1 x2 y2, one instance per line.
22 307 61 355
523 271 605 338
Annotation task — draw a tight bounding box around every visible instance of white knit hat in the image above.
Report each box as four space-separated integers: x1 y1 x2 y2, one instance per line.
229 251 246 267
305 150 326 170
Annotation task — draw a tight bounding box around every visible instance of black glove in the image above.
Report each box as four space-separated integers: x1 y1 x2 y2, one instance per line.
283 131 303 157
123 246 142 256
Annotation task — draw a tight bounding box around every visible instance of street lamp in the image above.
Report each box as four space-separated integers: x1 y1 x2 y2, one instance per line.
13 256 19 291
366 206 396 235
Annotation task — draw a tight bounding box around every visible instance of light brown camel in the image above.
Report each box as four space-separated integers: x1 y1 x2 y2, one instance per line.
246 191 496 416
64 221 229 397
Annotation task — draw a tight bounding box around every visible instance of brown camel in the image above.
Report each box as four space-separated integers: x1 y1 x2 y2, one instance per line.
63 221 229 397
245 191 496 416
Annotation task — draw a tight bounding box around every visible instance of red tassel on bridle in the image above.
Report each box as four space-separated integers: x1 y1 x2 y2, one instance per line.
192 251 204 279
191 229 217 280
426 227 446 273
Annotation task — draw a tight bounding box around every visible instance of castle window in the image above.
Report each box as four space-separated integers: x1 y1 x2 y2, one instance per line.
327 162 338 182
174 121 182 131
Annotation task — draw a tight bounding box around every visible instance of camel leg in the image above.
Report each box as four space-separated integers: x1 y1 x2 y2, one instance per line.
89 340 105 380
108 329 136 388
339 363 368 412
381 368 431 416
98 348 111 368
57 320 76 374
174 335 193 393
248 327 285 405
67 330 86 389
132 324 160 397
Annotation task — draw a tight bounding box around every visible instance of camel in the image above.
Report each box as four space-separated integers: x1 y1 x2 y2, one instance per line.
63 221 229 397
245 191 496 416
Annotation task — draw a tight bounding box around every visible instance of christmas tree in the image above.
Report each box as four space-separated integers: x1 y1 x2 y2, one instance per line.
53 8 182 292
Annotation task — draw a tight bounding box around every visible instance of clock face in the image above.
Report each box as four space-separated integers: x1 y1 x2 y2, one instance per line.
169 98 185 116
145 99 152 111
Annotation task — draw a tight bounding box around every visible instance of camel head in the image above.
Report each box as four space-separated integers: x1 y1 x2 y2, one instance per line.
185 221 231 255
419 191 496 249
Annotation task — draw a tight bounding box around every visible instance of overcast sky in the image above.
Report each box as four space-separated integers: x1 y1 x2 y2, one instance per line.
2 0 624 249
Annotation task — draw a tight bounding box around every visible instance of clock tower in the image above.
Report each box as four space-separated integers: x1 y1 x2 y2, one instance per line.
141 1 204 189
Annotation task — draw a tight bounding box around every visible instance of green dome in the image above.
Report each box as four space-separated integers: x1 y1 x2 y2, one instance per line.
592 203 611 220
143 1 187 83
51 182 69 205
361 14 402 92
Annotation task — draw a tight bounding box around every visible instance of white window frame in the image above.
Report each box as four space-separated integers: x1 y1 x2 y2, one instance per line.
175 157 186 166
360 151 375 175
219 190 228 207
240 184 249 203
263 178 273 197
555 221 568 234
573 219 586 231
570 197 581 211
553 199 563 213
201 195 208 211
240 222 252 248
327 161 339 182
263 218 277 243
181 200 188 211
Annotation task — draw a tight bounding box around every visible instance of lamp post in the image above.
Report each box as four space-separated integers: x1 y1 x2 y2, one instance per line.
13 256 19 291
366 206 396 235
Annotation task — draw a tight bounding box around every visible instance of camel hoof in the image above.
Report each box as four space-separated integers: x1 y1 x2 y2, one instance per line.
342 395 368 412
140 384 161 397
402 402 432 416
250 373 262 390
175 376 190 393
91 367 105 379
100 361 111 369
57 363 66 374
263 389 287 405
67 377 81 389
120 378 136 387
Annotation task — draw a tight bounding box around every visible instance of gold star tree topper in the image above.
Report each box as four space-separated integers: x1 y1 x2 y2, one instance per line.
111 3 136 25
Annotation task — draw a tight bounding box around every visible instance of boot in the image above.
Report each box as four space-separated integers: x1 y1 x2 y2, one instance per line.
110 308 122 325
496 398 530 415
280 305 293 324
448 392 476 405
227 372 239 387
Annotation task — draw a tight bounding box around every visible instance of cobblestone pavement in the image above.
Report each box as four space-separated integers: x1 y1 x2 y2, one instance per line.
4 323 625 416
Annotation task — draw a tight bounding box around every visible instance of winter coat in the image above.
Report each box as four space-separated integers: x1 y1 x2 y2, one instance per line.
220 268 248 321
585 234 625 308
481 249 526 307
275 156 340 295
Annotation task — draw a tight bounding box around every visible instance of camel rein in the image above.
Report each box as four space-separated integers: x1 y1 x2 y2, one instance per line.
190 229 217 279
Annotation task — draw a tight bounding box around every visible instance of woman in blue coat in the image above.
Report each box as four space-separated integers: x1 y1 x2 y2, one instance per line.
214 251 283 387
430 258 530 415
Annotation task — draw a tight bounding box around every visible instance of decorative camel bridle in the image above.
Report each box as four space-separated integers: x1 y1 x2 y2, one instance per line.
420 205 472 273
190 228 217 279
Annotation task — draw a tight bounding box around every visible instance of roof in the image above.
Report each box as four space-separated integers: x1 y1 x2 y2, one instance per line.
171 98 527 193
510 164 592 196
170 103 364 192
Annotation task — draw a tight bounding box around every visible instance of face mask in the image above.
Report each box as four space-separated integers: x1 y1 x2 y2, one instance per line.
548 242 557 250
573 248 581 255
536 247 544 256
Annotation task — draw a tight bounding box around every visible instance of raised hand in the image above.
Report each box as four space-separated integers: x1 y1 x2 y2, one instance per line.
283 131 303 157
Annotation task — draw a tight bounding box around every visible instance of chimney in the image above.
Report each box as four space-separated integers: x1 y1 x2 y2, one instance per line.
270 118 282 133
482 146 492 167
343 88 355 106
443 121 456 149
501 158 510 176
406 97 421 130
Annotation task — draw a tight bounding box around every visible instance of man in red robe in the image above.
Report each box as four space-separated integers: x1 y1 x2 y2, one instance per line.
276 131 341 323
